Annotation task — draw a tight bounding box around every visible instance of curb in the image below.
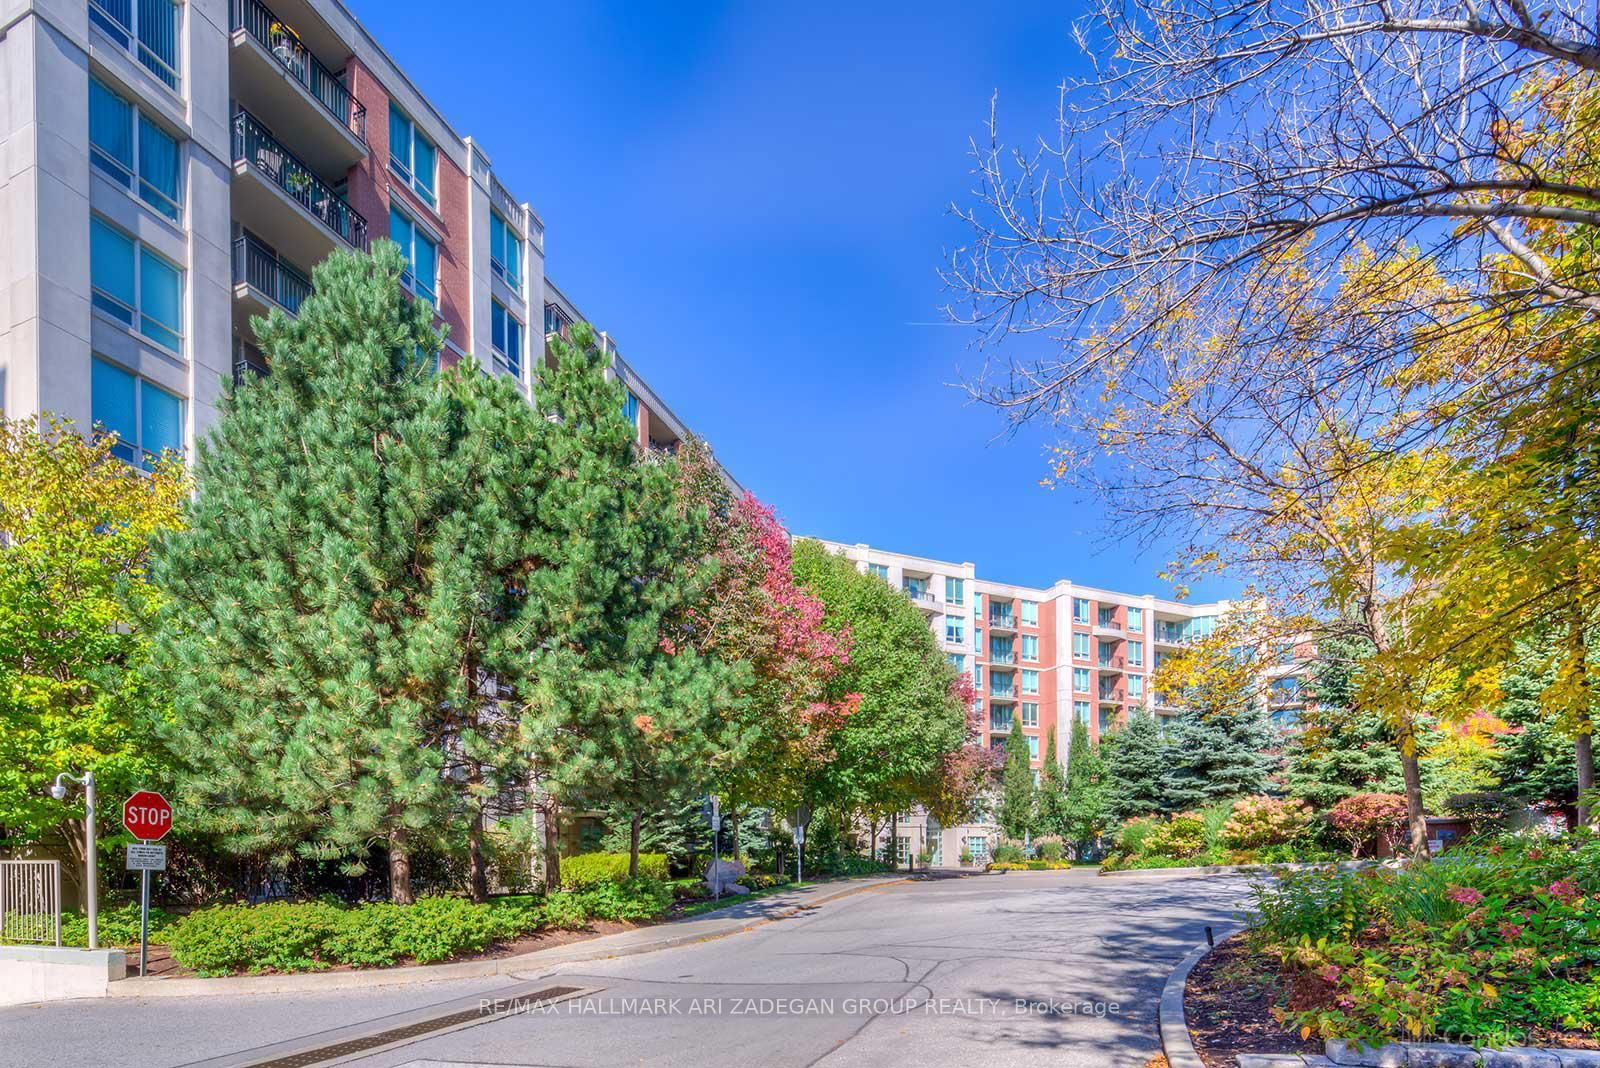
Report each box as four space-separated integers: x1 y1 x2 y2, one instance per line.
108 876 908 998
1157 923 1244 1068
1101 861 1377 879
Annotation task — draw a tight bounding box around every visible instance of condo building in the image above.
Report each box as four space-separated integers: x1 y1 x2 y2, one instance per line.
0 0 711 471
815 541 1237 865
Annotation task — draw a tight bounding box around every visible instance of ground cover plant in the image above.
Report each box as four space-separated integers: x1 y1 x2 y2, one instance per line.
1250 831 1600 1047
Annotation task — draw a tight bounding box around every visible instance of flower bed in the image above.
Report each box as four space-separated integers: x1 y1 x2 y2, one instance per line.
986 860 1074 872
1249 831 1600 1048
1100 798 1338 872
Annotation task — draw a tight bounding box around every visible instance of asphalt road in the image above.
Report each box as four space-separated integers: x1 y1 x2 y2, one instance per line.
0 869 1256 1068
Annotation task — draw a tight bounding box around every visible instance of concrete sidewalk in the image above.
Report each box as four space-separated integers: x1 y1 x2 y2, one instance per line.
109 875 909 998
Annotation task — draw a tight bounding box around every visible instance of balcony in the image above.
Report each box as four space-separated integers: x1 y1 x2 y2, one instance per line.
1153 628 1198 647
1098 686 1124 703
904 586 940 614
233 338 269 385
231 110 368 268
990 651 1016 666
230 0 367 175
1093 620 1124 640
1096 656 1125 673
987 613 1016 633
232 234 312 330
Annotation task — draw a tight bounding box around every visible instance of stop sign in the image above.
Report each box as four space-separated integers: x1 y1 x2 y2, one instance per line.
123 791 172 842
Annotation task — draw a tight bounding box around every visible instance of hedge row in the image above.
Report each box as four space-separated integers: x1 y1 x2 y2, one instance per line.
558 852 668 888
168 878 671 975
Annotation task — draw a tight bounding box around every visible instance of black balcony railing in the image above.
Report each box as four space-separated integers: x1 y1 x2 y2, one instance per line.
233 235 312 314
232 111 368 249
233 339 270 385
233 0 366 143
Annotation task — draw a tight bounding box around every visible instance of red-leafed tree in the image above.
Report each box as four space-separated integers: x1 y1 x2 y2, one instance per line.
926 672 1001 827
671 439 859 820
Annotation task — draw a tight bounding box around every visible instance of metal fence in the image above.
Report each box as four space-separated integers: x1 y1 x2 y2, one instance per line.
0 860 61 946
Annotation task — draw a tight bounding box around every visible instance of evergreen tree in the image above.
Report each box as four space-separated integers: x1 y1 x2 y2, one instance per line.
1490 639 1579 810
1284 636 1405 809
511 325 744 878
151 245 541 902
1061 719 1109 855
1037 731 1069 837
1102 711 1171 819
1164 702 1276 810
997 726 1038 840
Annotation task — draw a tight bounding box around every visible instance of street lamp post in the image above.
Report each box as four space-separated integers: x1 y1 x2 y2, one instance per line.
50 771 97 950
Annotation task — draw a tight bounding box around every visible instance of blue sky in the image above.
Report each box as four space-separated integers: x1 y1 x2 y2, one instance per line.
358 2 1230 601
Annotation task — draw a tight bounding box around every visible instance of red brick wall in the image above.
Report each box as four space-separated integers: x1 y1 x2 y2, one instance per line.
345 58 472 363
1036 597 1058 767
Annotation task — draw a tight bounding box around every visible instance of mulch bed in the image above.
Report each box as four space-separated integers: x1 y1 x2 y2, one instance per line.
1184 932 1321 1068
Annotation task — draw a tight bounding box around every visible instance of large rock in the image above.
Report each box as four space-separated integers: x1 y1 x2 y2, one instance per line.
704 859 749 896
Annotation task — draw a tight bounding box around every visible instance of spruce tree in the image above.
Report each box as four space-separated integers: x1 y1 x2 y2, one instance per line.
1037 731 1069 837
1489 639 1579 810
510 324 743 878
1061 719 1109 855
150 245 542 902
1284 636 1404 809
997 725 1038 840
1103 711 1171 819
1164 702 1276 810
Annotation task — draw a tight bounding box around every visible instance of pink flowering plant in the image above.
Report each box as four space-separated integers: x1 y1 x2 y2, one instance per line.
1249 830 1600 1048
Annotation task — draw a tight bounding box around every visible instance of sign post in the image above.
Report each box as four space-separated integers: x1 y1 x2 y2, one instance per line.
122 791 172 978
705 795 722 901
792 805 812 885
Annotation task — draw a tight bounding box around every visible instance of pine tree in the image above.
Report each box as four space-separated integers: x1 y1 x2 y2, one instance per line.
1490 639 1580 810
1061 719 1109 855
1164 702 1276 811
1103 711 1171 819
510 324 744 878
150 244 542 902
1036 731 1069 837
997 726 1038 840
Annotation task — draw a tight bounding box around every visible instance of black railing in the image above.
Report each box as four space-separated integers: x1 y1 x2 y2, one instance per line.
233 339 270 385
233 235 312 314
232 0 366 143
232 111 368 249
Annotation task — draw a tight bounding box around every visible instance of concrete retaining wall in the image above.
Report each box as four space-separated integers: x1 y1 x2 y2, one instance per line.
0 946 126 1006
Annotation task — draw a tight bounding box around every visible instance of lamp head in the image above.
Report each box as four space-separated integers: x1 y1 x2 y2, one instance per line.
50 782 67 801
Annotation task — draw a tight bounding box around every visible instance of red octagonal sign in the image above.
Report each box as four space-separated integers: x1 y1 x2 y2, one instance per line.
123 791 172 842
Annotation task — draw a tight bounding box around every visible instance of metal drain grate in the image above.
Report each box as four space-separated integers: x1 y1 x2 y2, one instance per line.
240 986 581 1068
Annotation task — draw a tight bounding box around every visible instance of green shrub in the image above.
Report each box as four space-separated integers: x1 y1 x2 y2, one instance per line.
559 853 668 889
46 902 179 948
324 904 409 968
1146 812 1207 858
541 891 591 930
577 878 671 922
1114 817 1159 856
388 896 504 963
1037 840 1065 862
168 902 343 975
991 844 1025 864
1221 796 1314 850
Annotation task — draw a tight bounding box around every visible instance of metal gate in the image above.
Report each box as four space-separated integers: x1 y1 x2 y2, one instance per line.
0 860 62 946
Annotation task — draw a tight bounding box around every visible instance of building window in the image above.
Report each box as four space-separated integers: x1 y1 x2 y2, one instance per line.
945 577 964 605
1073 667 1090 693
946 653 965 673
895 836 910 864
490 211 522 290
91 356 181 468
1074 700 1090 724
867 563 888 581
89 78 181 221
1020 703 1038 727
990 706 1013 732
1020 669 1039 695
1099 605 1117 627
990 637 1013 663
1021 600 1038 626
972 593 983 618
1021 634 1039 662
1099 708 1114 732
1073 632 1090 660
1026 735 1040 760
1128 640 1144 667
388 103 437 207
389 207 437 304
90 216 182 352
967 836 989 861
973 665 983 690
1127 607 1144 633
622 389 639 426
945 617 965 644
1073 597 1090 623
1128 675 1145 700
90 0 180 90
490 299 523 378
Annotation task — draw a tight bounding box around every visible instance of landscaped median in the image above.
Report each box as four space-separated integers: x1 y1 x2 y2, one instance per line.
1161 831 1600 1065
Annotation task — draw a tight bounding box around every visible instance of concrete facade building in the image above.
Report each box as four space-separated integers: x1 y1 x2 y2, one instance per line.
0 0 710 472
814 540 1234 866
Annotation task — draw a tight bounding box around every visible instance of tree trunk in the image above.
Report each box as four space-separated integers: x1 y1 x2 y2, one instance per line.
1399 743 1429 861
628 809 642 877
388 826 414 904
889 812 899 870
729 809 742 863
1578 733 1595 828
541 796 562 892
467 807 488 903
